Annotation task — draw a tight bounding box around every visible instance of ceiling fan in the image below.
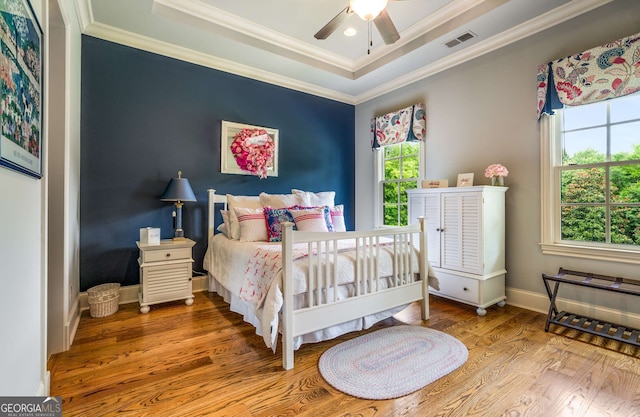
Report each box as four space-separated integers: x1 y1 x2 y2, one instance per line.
314 0 403 46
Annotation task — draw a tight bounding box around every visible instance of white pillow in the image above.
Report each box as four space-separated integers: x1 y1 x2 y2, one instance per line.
330 205 346 232
216 222 227 236
291 189 335 207
220 210 230 234
234 207 268 242
259 192 303 209
227 195 262 240
290 207 329 232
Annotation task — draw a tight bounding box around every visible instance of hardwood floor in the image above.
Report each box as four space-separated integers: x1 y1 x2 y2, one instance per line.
48 292 640 417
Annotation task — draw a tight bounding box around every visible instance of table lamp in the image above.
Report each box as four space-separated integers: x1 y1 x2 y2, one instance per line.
161 170 196 240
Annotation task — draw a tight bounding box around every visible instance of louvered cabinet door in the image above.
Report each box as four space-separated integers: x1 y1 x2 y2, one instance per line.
440 192 482 275
408 192 441 268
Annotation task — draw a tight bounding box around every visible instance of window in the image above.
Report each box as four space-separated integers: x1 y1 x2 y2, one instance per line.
377 142 421 227
540 93 640 263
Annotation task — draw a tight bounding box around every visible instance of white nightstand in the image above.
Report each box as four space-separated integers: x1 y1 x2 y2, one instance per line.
137 238 195 313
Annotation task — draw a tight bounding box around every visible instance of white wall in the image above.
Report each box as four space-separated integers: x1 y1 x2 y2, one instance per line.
0 0 47 398
0 170 46 395
356 0 640 321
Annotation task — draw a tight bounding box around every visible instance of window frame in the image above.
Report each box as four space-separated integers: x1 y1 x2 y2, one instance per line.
374 141 425 228
539 102 640 265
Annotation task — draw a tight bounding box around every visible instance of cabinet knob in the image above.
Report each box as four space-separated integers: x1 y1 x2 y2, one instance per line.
166 253 171 257
463 287 468 291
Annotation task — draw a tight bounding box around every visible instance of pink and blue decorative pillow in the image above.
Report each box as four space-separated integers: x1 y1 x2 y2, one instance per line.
263 207 296 242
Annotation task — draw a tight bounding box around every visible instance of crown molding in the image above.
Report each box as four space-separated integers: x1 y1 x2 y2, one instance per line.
355 0 615 103
152 0 491 78
76 0 613 105
82 21 357 104
152 0 354 75
353 0 488 70
73 0 93 32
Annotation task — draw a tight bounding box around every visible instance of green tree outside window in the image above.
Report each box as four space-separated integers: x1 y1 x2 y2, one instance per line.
382 142 420 226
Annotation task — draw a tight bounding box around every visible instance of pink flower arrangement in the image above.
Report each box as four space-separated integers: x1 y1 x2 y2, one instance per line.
485 164 509 178
230 128 275 179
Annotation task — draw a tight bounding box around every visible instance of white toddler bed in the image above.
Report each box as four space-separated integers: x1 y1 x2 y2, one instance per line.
203 189 436 369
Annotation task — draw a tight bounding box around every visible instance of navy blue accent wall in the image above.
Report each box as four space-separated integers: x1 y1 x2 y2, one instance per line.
80 36 355 291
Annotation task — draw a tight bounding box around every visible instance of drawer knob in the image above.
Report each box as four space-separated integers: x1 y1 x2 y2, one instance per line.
463 287 468 291
166 253 171 257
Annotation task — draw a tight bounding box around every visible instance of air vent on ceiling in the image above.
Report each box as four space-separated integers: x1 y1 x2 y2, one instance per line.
445 31 477 48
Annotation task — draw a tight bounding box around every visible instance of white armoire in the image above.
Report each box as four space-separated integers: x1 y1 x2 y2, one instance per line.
407 186 507 315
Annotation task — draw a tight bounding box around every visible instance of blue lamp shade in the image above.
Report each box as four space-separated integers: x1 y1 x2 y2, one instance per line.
160 171 196 203
161 171 196 240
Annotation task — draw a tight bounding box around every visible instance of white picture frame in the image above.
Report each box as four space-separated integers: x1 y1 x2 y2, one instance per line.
456 173 474 187
221 120 279 177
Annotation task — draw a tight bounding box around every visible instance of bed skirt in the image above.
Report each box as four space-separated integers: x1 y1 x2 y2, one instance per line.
208 273 408 351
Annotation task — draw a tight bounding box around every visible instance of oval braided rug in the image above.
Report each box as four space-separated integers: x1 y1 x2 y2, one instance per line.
318 325 468 400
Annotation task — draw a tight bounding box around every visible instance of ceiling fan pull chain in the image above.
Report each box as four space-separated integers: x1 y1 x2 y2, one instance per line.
368 20 372 55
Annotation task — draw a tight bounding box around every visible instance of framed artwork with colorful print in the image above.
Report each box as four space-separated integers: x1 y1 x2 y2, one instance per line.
0 0 43 178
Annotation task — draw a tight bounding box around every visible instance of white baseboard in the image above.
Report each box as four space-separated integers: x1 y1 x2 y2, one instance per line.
66 296 80 350
74 280 639 337
37 371 49 396
79 275 208 310
506 287 640 329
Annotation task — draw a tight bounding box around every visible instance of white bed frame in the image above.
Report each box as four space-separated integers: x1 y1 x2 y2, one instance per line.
207 189 429 369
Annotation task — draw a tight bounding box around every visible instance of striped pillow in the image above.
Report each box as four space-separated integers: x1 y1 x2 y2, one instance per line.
234 207 267 242
291 205 333 231
330 205 346 232
290 207 329 232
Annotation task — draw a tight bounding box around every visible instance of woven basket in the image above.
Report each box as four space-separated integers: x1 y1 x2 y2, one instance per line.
87 283 120 318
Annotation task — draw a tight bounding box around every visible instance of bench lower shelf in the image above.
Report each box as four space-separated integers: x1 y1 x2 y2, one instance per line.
542 268 640 348
547 310 640 347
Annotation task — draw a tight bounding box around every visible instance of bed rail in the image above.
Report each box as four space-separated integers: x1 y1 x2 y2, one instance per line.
281 218 428 369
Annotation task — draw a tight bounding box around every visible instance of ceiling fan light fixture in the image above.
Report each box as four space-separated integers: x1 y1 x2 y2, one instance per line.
344 27 357 37
350 0 388 21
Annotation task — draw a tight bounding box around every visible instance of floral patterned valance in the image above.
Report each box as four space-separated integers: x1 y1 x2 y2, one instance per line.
371 103 426 149
537 31 640 119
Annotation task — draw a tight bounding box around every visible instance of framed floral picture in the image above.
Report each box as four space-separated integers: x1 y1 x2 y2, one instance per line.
0 0 43 178
221 121 279 179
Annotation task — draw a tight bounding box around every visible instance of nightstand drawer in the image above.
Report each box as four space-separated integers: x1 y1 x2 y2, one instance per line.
142 247 191 263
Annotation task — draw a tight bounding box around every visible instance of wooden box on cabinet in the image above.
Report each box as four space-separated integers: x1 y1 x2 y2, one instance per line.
136 238 195 313
407 186 507 315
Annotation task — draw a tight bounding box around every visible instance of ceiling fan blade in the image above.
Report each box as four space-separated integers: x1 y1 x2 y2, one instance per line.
373 8 400 45
314 6 352 40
